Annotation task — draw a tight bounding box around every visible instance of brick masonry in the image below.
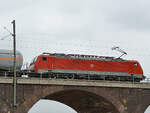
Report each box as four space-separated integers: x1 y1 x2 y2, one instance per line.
0 77 150 113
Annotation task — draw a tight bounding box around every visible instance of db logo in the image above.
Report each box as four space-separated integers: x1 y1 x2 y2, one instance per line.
90 64 94 68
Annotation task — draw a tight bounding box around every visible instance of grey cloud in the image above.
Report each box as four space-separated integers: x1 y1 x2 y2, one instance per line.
0 0 150 76
104 0 150 31
0 0 36 14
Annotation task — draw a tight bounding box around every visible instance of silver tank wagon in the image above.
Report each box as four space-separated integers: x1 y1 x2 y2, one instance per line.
0 49 23 71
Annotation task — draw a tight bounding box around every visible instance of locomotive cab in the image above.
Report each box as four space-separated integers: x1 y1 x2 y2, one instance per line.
36 55 49 73
130 61 145 81
29 56 37 72
29 55 52 73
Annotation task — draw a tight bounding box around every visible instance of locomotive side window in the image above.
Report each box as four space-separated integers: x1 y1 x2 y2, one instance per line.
134 62 138 66
43 57 47 61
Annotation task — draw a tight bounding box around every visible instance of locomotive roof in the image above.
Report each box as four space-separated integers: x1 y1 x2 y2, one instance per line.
42 52 125 61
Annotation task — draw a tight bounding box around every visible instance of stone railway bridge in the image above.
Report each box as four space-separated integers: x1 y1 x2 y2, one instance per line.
0 77 150 113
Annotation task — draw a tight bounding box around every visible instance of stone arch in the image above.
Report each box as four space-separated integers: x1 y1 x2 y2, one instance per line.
25 86 127 113
141 102 150 113
144 105 150 113
25 85 65 113
28 99 77 113
44 89 120 113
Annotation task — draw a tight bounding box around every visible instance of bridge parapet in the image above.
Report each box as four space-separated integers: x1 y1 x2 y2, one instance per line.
0 77 150 89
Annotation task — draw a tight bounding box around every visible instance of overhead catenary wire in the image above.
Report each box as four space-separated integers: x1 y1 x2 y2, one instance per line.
0 34 12 40
1 33 150 57
0 24 13 40
1 39 150 57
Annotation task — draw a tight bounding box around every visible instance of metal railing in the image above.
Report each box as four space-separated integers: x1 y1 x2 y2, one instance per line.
141 78 150 83
0 71 150 83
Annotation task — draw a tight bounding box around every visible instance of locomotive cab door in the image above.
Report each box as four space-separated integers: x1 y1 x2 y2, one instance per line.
37 56 49 73
129 62 138 80
40 56 54 73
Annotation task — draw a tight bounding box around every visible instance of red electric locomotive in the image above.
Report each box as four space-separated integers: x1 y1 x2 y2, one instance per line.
29 53 145 81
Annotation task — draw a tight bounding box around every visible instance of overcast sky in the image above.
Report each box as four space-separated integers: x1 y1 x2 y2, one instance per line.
0 0 150 112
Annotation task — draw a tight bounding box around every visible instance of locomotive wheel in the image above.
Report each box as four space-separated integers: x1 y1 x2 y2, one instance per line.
68 74 74 79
